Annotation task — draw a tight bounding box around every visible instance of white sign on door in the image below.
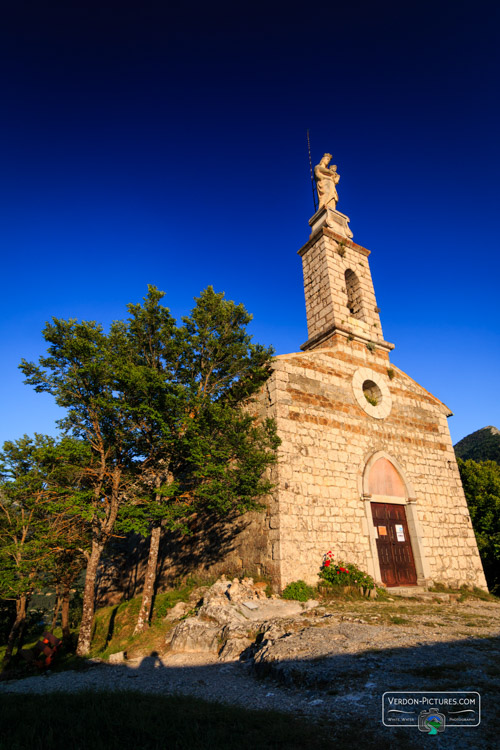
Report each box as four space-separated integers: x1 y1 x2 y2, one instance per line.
395 524 405 542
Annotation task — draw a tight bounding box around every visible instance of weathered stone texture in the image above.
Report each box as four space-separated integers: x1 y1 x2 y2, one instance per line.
257 343 486 591
299 227 389 352
233 204 487 593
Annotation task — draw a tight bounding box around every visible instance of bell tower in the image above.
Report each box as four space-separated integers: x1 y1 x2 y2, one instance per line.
298 155 394 357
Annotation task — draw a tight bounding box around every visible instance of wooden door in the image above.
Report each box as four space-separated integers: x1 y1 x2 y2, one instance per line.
371 502 417 586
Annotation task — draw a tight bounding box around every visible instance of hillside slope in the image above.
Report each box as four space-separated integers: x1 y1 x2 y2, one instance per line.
454 426 500 464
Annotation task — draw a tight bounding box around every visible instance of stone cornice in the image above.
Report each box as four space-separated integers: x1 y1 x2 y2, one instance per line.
297 227 371 258
300 323 395 353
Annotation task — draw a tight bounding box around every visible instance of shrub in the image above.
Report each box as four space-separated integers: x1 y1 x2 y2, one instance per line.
319 551 375 590
281 580 315 601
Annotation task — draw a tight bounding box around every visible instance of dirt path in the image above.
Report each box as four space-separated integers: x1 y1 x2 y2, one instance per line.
1 596 499 749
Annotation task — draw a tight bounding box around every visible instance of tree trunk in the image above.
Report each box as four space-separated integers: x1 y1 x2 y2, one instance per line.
76 540 104 656
134 523 162 634
61 587 71 640
16 611 29 654
2 595 29 668
51 586 62 631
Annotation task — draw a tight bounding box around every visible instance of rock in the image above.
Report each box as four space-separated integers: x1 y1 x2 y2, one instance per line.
164 601 190 621
167 578 324 661
239 599 304 621
254 581 268 595
218 623 255 661
197 598 249 627
187 587 207 606
108 651 126 664
226 578 258 604
168 617 220 654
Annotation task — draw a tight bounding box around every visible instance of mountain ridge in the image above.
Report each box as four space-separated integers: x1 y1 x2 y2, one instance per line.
454 426 500 464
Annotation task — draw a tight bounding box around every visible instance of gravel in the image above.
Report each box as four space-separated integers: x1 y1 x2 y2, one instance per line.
1 597 499 750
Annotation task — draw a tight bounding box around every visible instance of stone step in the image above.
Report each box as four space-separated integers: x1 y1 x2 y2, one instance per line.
385 586 460 602
385 586 427 596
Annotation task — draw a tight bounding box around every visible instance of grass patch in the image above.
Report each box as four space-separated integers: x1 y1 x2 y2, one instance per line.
0 690 421 750
319 586 367 602
90 583 197 659
429 583 498 602
374 587 392 601
389 616 410 625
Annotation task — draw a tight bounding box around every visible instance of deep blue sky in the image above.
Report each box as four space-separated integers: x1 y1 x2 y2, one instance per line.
1 0 499 446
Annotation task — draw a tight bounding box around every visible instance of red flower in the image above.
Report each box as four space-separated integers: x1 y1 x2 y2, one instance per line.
337 571 340 575
324 560 330 567
340 567 345 572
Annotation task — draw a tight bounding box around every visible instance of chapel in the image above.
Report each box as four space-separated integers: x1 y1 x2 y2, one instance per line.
237 155 487 592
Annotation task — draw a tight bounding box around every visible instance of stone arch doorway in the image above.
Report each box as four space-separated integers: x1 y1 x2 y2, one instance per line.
362 452 428 587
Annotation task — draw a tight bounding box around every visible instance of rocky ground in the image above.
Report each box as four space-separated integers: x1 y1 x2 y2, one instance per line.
2 579 499 749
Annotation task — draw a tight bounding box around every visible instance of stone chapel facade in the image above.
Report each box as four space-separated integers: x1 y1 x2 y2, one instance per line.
239 164 487 592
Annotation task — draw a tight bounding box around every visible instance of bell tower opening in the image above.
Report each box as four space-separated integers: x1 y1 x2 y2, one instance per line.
345 268 365 321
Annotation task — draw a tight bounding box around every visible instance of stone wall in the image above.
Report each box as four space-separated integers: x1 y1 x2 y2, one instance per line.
299 227 388 351
259 336 487 591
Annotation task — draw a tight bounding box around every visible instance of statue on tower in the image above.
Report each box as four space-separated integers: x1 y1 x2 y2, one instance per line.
314 154 340 210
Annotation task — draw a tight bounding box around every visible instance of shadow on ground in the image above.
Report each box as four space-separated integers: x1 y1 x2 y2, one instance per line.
1 633 498 749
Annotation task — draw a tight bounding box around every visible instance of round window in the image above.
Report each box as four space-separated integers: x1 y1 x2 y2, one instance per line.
363 380 382 406
352 368 392 419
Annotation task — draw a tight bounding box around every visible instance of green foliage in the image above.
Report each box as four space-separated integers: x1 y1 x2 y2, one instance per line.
387 368 395 380
89 584 196 658
18 285 280 648
0 435 89 603
19 317 142 543
319 552 375 590
150 587 195 620
115 285 280 540
364 394 378 406
455 426 500 464
20 285 278 540
281 580 315 601
457 458 500 592
0 434 90 662
366 341 376 352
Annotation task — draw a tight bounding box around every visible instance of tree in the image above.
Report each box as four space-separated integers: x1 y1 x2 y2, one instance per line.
458 458 500 593
45 515 88 641
0 435 87 666
117 286 278 634
19 286 280 651
110 286 185 634
20 321 141 656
